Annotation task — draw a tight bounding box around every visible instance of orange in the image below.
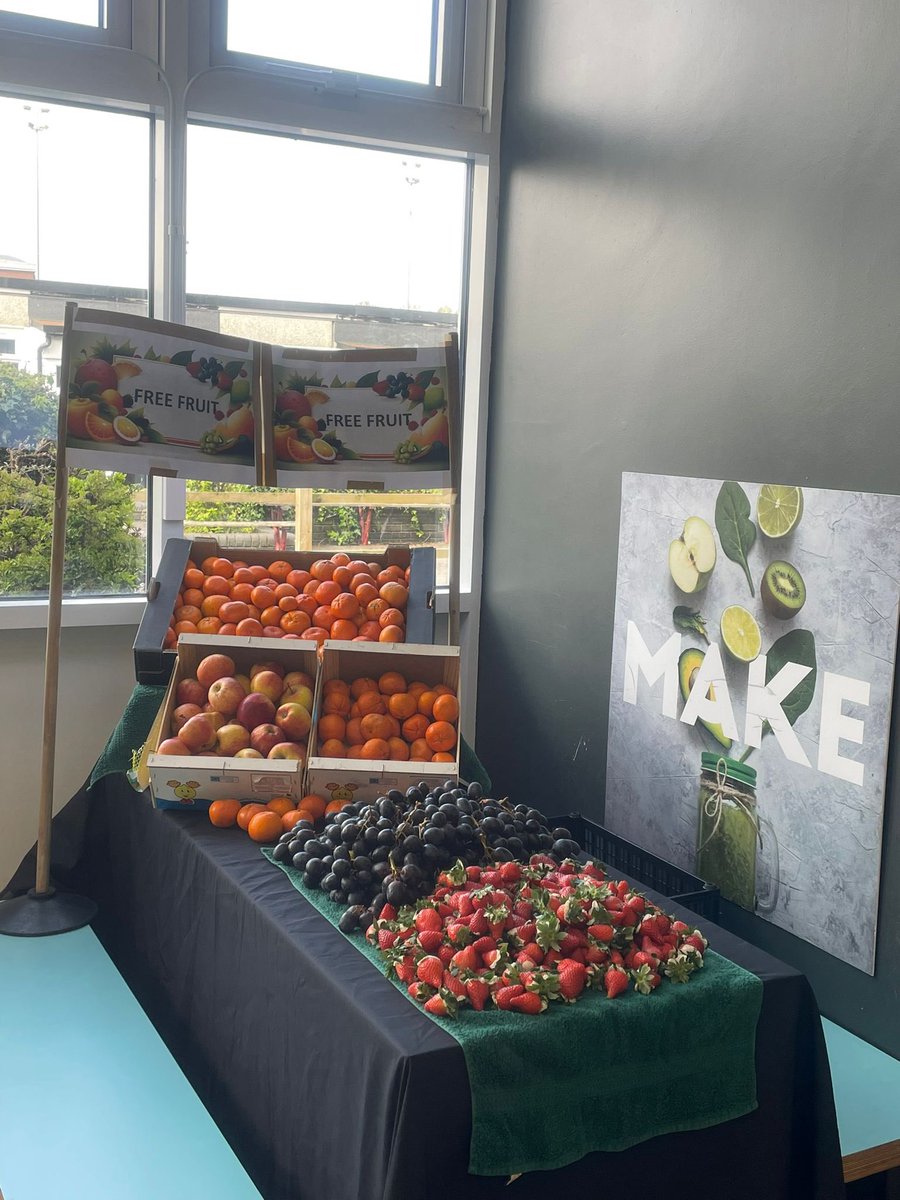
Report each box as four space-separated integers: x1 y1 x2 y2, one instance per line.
350 676 379 699
331 552 350 566
301 627 328 643
274 582 298 600
366 598 389 621
354 582 379 607
303 580 321 598
379 626 404 643
360 738 391 760
286 438 316 464
236 618 264 637
329 619 357 641
318 714 347 742
320 738 348 757
287 569 312 590
261 606 282 627
378 671 407 696
346 744 364 758
268 560 292 583
200 556 219 575
201 594 229 617
433 693 460 723
407 681 429 700
203 575 231 597
231 582 254 604
280 610 311 634
175 604 202 625
208 799 242 828
345 717 364 746
247 811 283 843
387 736 410 761
247 605 262 621
295 806 317 822
310 559 335 582
299 793 327 819
266 796 296 817
332 566 354 589
262 626 284 639
182 588 205 609
233 567 255 585
432 683 454 696
388 693 417 720
324 678 350 694
315 580 342 606
379 607 405 629
360 712 393 741
219 623 238 637
236 802 267 831
164 627 177 648
197 616 222 635
402 713 430 743
251 585 276 610
358 621 382 641
173 620 198 635
84 411 116 441
331 591 359 618
347 560 371 575
297 595 318 616
417 691 438 718
220 600 250 624
357 691 387 717
323 690 351 717
278 595 299 612
379 582 408 609
426 721 457 752
282 809 309 832
211 557 234 579
313 605 335 631
183 567 204 590
409 738 433 761
325 798 349 814
432 752 456 762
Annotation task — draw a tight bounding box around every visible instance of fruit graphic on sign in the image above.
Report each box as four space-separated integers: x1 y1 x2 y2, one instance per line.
678 647 732 751
668 516 717 594
761 560 807 619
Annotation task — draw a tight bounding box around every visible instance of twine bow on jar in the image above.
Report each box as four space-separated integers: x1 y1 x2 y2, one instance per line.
697 756 763 854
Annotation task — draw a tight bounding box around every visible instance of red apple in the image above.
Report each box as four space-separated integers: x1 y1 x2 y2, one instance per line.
250 660 285 680
208 676 247 716
234 747 264 759
202 709 226 731
283 669 314 692
250 723 284 756
176 677 206 708
234 673 251 694
268 742 306 760
179 713 219 752
281 683 313 711
171 703 202 733
277 389 312 419
251 670 284 704
157 736 192 755
276 701 312 741
196 653 236 689
236 692 277 731
216 723 251 755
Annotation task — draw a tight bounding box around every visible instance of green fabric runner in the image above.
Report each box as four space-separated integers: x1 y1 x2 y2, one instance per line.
264 850 763 1178
89 684 492 791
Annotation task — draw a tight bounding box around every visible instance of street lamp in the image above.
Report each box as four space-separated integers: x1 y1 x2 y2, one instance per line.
24 105 50 279
401 159 421 311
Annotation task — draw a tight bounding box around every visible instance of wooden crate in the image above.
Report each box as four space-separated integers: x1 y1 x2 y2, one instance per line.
306 641 460 808
146 634 317 810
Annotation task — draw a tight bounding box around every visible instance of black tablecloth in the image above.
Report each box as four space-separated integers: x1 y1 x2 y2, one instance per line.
5 777 845 1200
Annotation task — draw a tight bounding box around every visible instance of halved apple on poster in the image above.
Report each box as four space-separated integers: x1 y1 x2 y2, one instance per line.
669 516 717 594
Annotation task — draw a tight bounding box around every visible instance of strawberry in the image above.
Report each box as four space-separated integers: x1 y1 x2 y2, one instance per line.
415 907 442 933
632 964 659 995
380 904 397 922
558 861 578 876
582 862 605 882
438 944 455 966
424 991 458 1018
585 945 608 965
516 950 539 968
378 929 398 951
511 921 537 947
683 932 708 956
450 946 479 974
457 894 475 918
443 969 467 998
394 955 416 983
446 922 471 946
626 893 646 914
559 929 589 955
466 978 492 1011
604 967 629 998
483 949 506 970
557 958 587 1001
509 991 546 1014
416 956 443 989
672 920 691 935
513 900 534 921
469 910 490 937
471 936 497 956
522 942 544 964
417 929 443 955
466 866 482 882
631 951 656 970
408 981 433 1002
588 923 615 943
542 949 561 968
494 984 525 1010
499 862 522 884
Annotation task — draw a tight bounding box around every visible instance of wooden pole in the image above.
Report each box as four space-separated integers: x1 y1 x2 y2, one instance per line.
34 304 74 895
445 333 462 647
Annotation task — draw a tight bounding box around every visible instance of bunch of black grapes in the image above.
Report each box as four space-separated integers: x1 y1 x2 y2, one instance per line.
271 780 581 933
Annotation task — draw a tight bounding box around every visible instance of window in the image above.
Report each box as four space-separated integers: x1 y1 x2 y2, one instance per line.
0 0 102 24
0 96 150 600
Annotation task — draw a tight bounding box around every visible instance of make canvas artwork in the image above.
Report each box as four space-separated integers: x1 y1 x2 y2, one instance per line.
605 471 900 974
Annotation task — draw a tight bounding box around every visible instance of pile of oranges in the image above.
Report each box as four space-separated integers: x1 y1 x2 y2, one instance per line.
316 670 459 763
165 550 413 648
207 791 346 842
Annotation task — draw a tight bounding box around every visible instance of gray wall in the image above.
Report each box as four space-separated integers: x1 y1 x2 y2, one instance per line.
477 0 900 1054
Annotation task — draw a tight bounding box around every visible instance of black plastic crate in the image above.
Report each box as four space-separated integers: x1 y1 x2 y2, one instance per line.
549 813 720 922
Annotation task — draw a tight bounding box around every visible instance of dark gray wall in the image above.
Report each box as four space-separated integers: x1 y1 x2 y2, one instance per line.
477 0 900 1055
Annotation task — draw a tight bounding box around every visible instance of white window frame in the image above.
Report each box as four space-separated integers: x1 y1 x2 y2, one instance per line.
0 0 132 47
0 0 506 736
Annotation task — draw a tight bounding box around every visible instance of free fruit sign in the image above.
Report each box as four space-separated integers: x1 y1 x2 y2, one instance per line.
265 343 454 489
62 306 263 482
605 471 900 974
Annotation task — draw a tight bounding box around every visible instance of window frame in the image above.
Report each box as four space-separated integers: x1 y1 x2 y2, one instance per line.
0 0 132 47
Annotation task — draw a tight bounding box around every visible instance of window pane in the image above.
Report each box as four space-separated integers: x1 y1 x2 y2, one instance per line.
1 0 101 25
0 98 150 600
186 126 464 588
226 0 435 85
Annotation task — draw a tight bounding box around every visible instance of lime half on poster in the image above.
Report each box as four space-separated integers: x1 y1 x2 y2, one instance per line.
757 484 803 538
720 605 762 663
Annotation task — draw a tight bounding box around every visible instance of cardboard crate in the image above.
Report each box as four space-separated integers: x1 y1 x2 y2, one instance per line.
133 537 436 685
146 634 317 810
306 641 460 807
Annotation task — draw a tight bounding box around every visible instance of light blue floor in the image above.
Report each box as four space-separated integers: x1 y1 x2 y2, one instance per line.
0 926 261 1200
823 1018 900 1159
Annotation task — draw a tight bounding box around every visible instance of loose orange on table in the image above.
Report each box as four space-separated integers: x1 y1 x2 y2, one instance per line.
266 797 296 817
282 809 308 832
208 799 242 828
236 802 267 831
247 810 283 843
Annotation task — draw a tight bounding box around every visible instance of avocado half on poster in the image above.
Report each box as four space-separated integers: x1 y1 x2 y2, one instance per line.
605 471 900 974
264 340 455 489
62 305 263 482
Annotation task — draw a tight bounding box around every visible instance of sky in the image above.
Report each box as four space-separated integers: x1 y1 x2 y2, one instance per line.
0 1 467 313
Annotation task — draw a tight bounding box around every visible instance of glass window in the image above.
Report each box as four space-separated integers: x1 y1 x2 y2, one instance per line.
225 0 437 85
0 0 102 25
0 97 150 600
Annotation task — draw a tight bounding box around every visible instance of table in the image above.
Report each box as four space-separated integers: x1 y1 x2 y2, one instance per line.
5 776 845 1200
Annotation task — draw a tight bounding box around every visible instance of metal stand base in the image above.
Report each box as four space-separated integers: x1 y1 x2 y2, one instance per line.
0 888 96 937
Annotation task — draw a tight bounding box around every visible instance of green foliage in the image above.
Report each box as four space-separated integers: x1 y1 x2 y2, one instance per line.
0 448 144 595
185 480 269 525
0 363 58 448
317 505 363 545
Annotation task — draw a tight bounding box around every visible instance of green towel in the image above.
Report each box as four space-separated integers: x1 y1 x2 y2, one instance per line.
89 684 490 791
264 850 763 1177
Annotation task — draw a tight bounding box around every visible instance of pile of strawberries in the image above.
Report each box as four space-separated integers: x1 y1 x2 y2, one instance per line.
366 856 708 1017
